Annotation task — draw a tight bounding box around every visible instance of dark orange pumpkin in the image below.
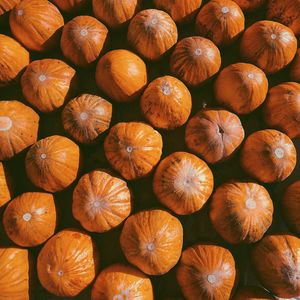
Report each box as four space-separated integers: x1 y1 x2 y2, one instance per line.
291 49 300 82
232 0 265 12
52 0 87 13
232 286 275 300
0 162 11 207
0 0 20 15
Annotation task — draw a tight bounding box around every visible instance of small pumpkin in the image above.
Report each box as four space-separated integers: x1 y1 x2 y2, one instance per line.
52 0 87 13
291 49 300 83
240 20 297 74
140 76 192 130
0 0 20 15
170 36 221 87
127 9 178 61
104 122 163 180
37 229 99 297
232 0 265 12
120 209 183 275
153 152 214 215
232 286 275 300
25 135 80 192
0 162 11 207
240 129 296 183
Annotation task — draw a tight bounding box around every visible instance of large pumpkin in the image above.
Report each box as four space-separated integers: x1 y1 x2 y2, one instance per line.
232 286 275 299
37 229 99 297
153 152 214 215
240 129 296 183
9 0 64 52
104 122 163 180
232 0 265 11
0 0 20 15
120 209 183 275
52 0 87 13
25 135 80 192
0 162 11 207
240 20 297 74
291 49 300 82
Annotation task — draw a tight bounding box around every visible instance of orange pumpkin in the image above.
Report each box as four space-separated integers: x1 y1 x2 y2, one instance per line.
252 234 300 298
177 244 236 300
95 49 147 102
214 63 268 114
3 192 56 247
240 129 296 183
61 16 108 67
153 152 214 215
195 0 245 46
127 9 178 61
25 135 80 192
0 162 11 207
140 76 192 130
232 286 275 300
21 59 77 113
0 0 20 15
120 209 183 275
104 122 163 180
37 229 99 297
232 0 265 12
170 36 221 87
0 101 39 161
185 109 244 164
62 94 112 144
240 21 297 74
9 0 64 52
52 0 87 13
291 49 300 82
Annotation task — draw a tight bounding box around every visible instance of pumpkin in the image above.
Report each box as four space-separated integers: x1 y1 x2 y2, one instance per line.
232 0 265 12
240 129 296 183
195 0 245 46
153 152 214 215
252 234 300 298
37 229 99 297
185 109 245 164
9 0 64 52
0 0 20 15
95 49 147 102
177 244 236 300
232 286 275 300
3 192 56 247
91 264 154 300
52 0 87 13
214 63 268 114
127 9 178 61
0 101 39 161
104 122 163 180
120 209 183 275
61 16 108 67
240 20 297 74
25 135 80 192
170 36 221 87
0 162 11 207
140 76 192 130
291 49 300 82
62 94 112 144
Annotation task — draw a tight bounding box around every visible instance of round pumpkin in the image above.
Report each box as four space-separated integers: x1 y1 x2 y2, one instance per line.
185 109 245 164
140 76 192 130
195 0 245 46
9 0 64 52
153 152 214 215
25 135 80 192
0 0 20 15
232 0 265 12
52 0 87 13
120 209 183 275
127 9 178 61
0 101 39 161
37 229 99 297
95 49 147 102
104 122 163 180
291 49 300 82
0 162 11 207
3 192 56 247
177 244 236 300
240 20 297 74
232 286 275 300
252 234 300 298
240 129 296 183
214 63 268 114
62 93 112 144
170 36 221 87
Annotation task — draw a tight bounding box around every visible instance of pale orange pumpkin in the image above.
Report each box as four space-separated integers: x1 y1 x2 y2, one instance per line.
232 286 275 300
232 0 265 12
0 162 11 207
0 0 20 15
291 49 300 82
52 0 87 13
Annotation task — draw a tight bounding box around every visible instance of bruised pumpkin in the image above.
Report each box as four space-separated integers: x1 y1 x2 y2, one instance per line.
291 49 300 82
0 162 11 207
232 286 275 300
0 0 20 15
52 0 87 13
232 0 265 12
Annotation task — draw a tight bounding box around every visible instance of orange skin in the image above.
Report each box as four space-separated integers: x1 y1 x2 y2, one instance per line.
0 0 20 15
232 286 275 299
291 49 300 82
52 0 87 13
232 0 265 12
0 162 11 207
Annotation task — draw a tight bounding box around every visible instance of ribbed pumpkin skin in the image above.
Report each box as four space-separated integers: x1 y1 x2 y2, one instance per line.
120 209 183 275
177 244 236 300
240 21 297 74
25 135 80 192
232 0 265 12
0 101 39 161
9 0 64 52
3 192 56 247
232 286 275 299
140 76 192 130
37 229 99 297
291 49 300 82
128 9 178 61
104 122 163 180
52 0 86 13
252 234 300 298
240 129 296 183
0 0 20 15
214 63 268 114
210 182 273 244
91 264 154 300
0 162 11 207
170 37 221 87
153 152 214 215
